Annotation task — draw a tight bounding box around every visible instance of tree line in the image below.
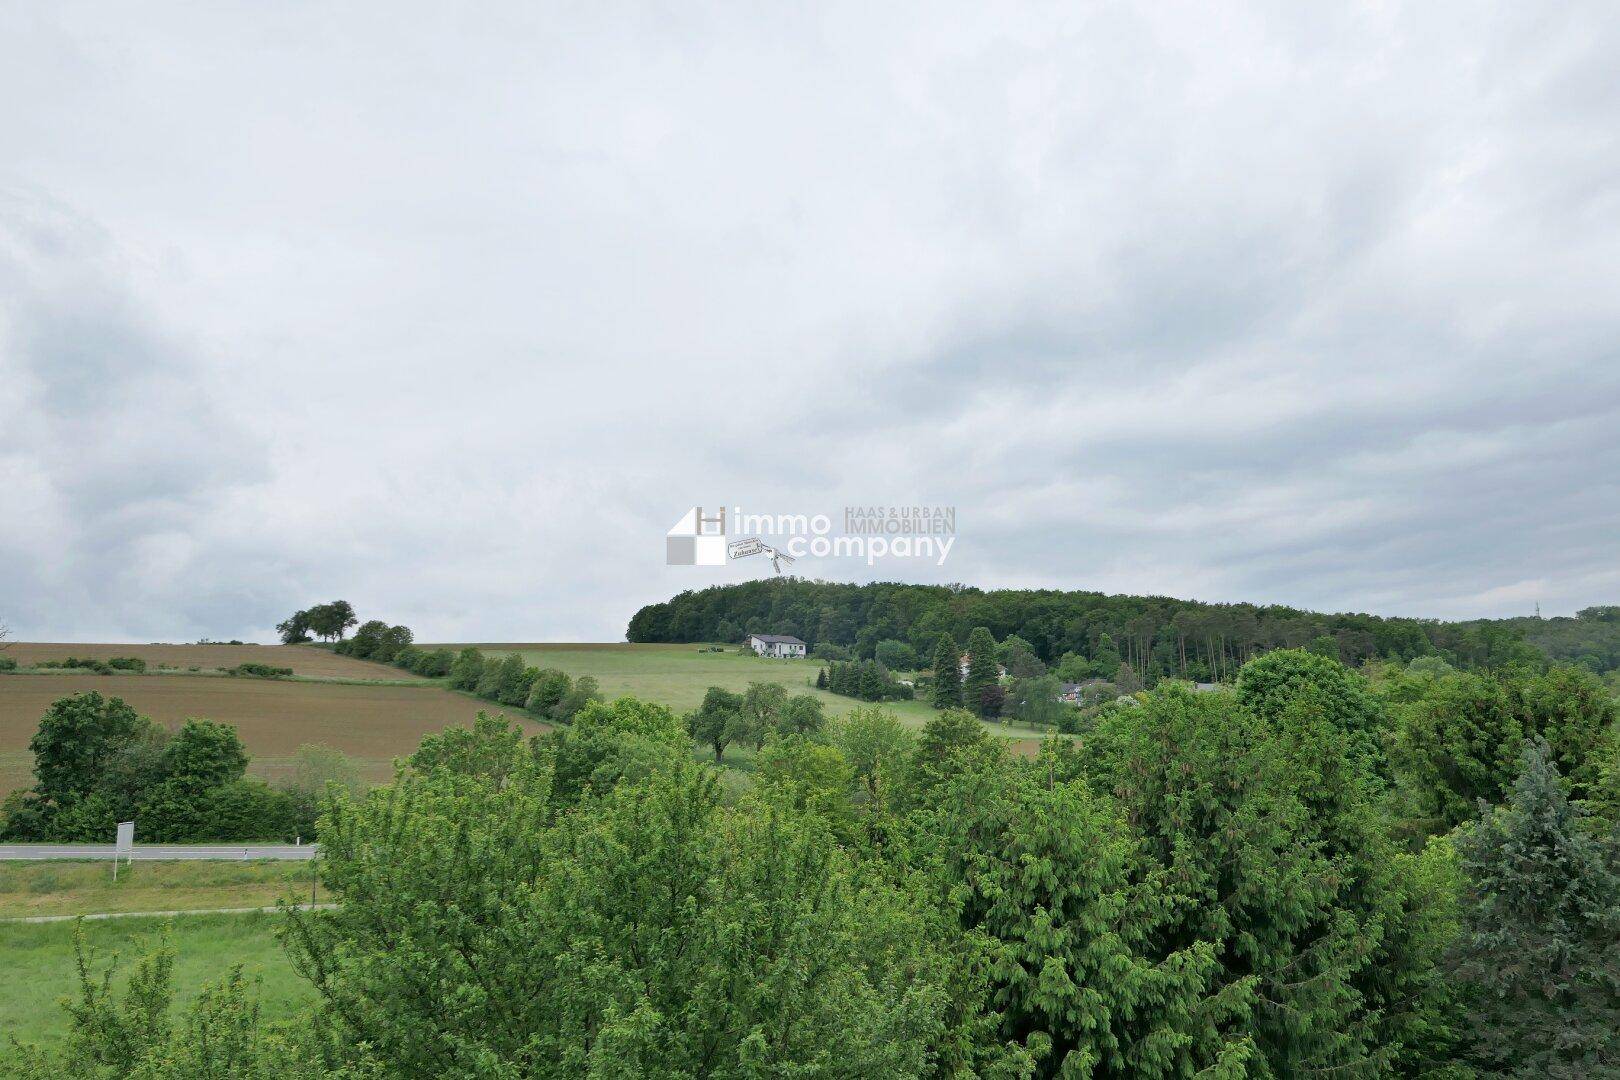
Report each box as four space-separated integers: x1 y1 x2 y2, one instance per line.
628 578 1620 681
12 647 1620 1076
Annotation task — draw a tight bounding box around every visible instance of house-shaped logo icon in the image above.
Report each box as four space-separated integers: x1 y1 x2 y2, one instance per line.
666 506 727 566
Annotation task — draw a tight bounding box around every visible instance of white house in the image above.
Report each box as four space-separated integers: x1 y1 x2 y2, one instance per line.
747 634 807 659
958 653 1008 679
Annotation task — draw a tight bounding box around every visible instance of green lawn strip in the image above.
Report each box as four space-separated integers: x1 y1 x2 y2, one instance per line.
0 911 313 1054
0 860 316 920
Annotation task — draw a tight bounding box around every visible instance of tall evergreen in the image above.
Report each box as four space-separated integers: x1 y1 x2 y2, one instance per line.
961 626 1000 718
1449 738 1620 1077
930 633 961 709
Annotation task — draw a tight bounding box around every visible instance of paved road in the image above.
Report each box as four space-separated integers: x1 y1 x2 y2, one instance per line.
2 903 339 924
0 843 317 861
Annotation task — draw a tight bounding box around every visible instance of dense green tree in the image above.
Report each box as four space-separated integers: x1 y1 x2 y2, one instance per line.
931 633 962 709
410 711 530 787
1004 674 1067 727
1389 671 1524 836
27 692 152 809
285 750 991 1076
961 627 1001 718
908 709 1001 801
688 686 745 761
160 720 249 790
304 600 357 642
3 693 306 844
276 609 313 644
348 620 390 658
996 634 1045 679
474 652 519 700
409 646 454 678
1088 680 1454 1075
917 757 1248 1077
874 638 920 672
547 697 689 806
741 680 789 749
551 674 601 723
524 668 572 715
755 735 858 840
446 646 485 691
1449 739 1620 1076
1515 665 1617 803
782 693 826 736
830 706 914 809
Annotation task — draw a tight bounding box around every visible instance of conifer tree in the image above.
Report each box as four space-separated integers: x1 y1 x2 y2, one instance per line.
931 633 962 709
1449 738 1620 1077
961 626 1000 718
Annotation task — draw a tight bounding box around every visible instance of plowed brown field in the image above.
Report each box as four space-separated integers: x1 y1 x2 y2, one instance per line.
2 642 419 681
0 675 545 796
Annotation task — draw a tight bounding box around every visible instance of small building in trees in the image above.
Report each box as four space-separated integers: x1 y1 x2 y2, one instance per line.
747 634 807 659
958 654 1007 679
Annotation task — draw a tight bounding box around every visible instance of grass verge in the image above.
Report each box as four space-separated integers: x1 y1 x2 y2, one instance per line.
0 860 318 920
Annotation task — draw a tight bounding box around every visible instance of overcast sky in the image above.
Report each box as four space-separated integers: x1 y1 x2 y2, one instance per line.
2 2 1618 644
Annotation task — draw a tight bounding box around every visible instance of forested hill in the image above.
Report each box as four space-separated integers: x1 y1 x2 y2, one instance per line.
627 580 1620 680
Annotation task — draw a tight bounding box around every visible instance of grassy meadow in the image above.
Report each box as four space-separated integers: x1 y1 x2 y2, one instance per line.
447 642 1055 741
0 912 311 1055
0 860 318 920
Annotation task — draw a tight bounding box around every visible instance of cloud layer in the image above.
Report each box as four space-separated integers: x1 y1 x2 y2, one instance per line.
2 2 1617 641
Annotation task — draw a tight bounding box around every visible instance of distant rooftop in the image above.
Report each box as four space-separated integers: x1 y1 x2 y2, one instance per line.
749 634 806 645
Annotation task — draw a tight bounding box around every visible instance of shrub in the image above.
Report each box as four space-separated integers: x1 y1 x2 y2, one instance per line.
0 657 16 672
107 656 147 673
226 662 293 679
412 648 455 678
36 656 112 674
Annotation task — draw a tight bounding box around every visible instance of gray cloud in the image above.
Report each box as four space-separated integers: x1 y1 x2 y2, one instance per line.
0 1 1616 641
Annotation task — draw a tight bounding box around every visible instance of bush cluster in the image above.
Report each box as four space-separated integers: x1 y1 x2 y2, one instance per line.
225 662 293 679
30 655 147 674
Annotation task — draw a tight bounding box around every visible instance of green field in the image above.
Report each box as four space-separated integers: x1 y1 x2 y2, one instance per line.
447 643 1055 741
0 912 311 1055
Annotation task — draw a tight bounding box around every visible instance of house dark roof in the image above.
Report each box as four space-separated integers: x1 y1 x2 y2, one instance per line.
750 634 806 645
